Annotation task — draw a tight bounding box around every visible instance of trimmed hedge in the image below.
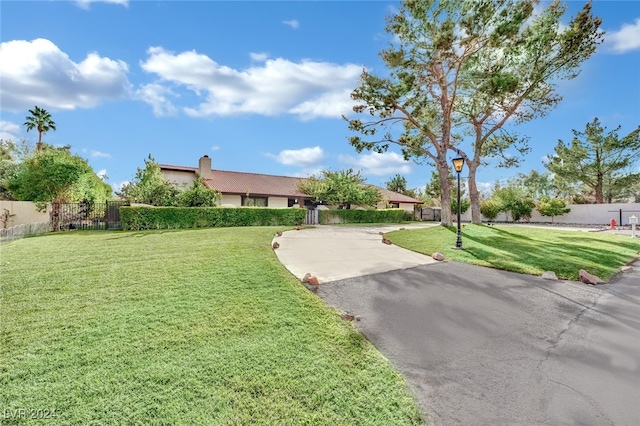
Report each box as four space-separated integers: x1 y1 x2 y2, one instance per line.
318 209 406 224
120 206 306 230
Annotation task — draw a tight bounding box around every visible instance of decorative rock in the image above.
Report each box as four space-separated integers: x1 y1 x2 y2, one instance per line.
295 227 301 231
272 241 280 249
541 271 558 280
399 228 406 230
579 269 605 285
378 232 384 235
307 276 319 285
302 273 312 283
382 238 392 245
621 266 632 273
432 252 446 261
276 231 283 237
340 312 355 321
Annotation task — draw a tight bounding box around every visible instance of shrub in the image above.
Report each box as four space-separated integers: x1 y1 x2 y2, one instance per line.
536 197 570 222
318 209 405 224
120 206 305 230
480 199 501 220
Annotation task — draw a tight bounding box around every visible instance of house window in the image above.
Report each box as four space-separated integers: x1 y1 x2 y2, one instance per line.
389 203 400 208
242 196 268 207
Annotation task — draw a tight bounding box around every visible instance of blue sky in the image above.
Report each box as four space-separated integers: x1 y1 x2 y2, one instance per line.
1 0 639 195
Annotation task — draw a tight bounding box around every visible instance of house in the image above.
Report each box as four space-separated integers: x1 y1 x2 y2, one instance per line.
159 155 423 212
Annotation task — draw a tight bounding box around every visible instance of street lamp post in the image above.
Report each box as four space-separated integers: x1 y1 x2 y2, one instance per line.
452 157 465 249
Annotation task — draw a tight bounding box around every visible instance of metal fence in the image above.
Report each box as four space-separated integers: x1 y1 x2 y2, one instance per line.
50 201 129 231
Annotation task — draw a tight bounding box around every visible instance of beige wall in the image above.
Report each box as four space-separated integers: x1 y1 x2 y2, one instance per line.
268 197 289 208
0 201 50 228
163 170 196 187
376 202 416 212
220 194 242 206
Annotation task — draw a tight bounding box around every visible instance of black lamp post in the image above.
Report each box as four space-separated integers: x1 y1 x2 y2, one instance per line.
452 157 464 249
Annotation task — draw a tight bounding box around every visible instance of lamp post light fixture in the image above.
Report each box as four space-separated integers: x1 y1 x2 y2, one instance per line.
452 157 465 249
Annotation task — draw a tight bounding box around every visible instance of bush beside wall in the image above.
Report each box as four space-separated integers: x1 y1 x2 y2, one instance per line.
319 209 405 224
120 206 306 230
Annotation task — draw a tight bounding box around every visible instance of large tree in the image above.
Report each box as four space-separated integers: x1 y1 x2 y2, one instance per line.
297 169 382 209
345 0 602 225
118 155 179 206
546 118 640 203
24 106 57 151
7 145 111 207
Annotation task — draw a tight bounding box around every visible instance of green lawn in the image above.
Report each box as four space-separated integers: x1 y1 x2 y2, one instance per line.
1 228 424 425
386 224 640 281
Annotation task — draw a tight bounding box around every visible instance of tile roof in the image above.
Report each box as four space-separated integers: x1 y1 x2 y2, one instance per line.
159 164 423 204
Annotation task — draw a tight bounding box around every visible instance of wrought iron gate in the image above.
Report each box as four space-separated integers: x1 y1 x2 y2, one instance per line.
50 201 129 231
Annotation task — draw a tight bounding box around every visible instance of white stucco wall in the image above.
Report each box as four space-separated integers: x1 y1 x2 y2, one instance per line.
399 203 415 212
163 170 196 187
0 201 50 228
220 194 242 206
459 202 640 225
268 197 289 208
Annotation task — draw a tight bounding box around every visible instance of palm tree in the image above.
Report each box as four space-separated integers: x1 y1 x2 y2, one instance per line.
24 106 56 151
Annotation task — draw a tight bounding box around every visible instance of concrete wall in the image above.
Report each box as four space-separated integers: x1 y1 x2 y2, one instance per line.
459 202 640 225
268 197 289 208
399 202 415 212
0 201 50 228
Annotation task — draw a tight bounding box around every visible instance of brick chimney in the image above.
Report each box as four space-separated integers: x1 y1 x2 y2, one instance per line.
198 155 212 179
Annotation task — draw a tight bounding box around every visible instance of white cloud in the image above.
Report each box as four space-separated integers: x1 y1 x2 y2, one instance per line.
111 180 129 192
0 121 20 140
96 169 108 180
0 38 131 111
283 20 299 29
140 47 362 119
339 152 412 176
135 83 178 117
75 0 128 9
91 150 111 158
605 18 640 53
269 146 325 167
250 52 268 62
211 145 221 151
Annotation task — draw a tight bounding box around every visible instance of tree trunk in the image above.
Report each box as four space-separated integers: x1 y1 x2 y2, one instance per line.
467 162 482 224
36 131 43 151
437 155 453 226
595 174 604 204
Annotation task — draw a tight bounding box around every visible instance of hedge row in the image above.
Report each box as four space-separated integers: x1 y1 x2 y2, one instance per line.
318 209 406 224
120 206 306 230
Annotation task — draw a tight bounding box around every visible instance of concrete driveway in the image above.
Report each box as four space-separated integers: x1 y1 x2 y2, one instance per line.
273 223 439 282
275 225 640 425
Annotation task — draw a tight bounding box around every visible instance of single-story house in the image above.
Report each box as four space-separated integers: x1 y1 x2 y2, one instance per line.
160 155 423 212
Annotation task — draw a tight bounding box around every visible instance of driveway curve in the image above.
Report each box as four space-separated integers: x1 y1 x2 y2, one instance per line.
274 224 640 426
273 223 439 283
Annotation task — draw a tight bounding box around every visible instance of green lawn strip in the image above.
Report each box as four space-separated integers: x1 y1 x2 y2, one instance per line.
1 228 423 425
386 224 640 281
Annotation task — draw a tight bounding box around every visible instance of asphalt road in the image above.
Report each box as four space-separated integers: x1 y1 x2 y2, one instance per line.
316 261 640 426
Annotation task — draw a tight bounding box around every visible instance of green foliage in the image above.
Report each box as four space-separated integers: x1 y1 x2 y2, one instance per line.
512 170 559 201
120 206 305 230
7 146 109 207
178 176 220 207
546 118 640 203
491 186 535 222
318 209 405 224
24 106 56 150
118 155 179 206
298 168 382 208
451 198 470 215
345 0 603 224
480 199 502 220
536 197 570 222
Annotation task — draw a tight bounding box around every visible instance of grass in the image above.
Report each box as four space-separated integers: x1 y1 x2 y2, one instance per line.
386 224 640 281
0 228 424 425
